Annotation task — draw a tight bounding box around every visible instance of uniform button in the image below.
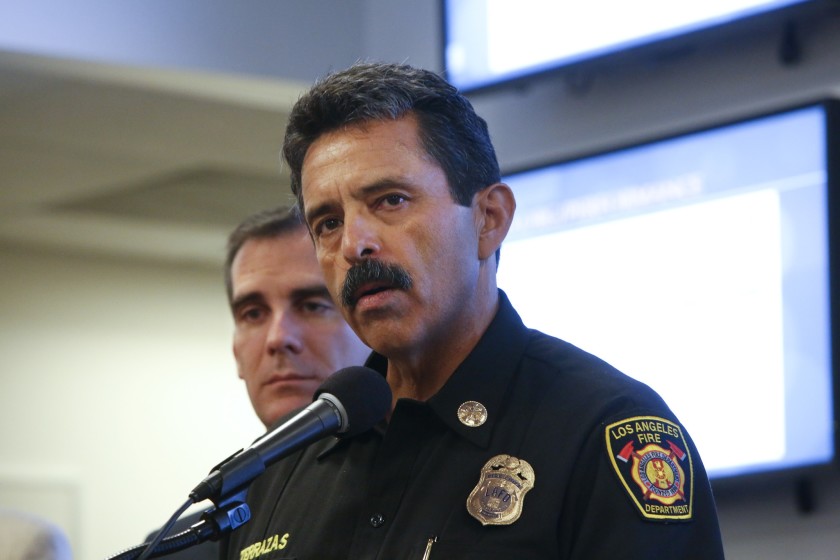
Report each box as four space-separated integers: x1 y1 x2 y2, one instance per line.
369 513 385 528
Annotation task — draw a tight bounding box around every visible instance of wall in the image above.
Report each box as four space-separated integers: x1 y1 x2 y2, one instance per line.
0 246 263 559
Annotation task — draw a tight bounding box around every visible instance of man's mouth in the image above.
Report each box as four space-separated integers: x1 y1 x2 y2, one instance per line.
351 282 395 306
264 371 314 387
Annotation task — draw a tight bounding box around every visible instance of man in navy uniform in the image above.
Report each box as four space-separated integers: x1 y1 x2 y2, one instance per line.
223 63 725 559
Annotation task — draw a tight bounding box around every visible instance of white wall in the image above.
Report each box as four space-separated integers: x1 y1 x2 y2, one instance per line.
0 246 263 559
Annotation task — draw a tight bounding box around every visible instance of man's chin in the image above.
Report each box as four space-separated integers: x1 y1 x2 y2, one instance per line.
260 393 317 428
353 323 415 360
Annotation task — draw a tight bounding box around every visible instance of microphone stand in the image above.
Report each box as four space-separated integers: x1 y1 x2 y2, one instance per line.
106 491 251 560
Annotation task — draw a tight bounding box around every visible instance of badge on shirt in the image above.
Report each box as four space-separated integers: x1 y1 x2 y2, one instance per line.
467 454 535 526
605 415 694 521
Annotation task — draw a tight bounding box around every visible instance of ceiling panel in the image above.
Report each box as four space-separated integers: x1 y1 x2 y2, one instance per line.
0 50 303 266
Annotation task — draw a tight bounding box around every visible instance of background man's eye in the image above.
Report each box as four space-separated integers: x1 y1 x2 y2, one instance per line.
239 307 265 322
302 301 330 313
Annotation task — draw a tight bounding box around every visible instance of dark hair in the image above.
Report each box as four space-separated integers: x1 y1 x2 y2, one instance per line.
224 206 306 305
282 62 501 211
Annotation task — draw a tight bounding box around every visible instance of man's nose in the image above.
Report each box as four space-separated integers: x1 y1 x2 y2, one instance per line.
266 311 303 355
341 211 381 262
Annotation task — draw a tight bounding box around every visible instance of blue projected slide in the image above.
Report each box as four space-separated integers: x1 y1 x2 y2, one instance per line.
499 106 832 479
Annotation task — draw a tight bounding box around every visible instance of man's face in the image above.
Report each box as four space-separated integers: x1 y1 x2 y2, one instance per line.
230 231 370 428
300 115 485 359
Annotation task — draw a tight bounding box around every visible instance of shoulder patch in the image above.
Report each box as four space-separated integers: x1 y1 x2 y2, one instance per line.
605 415 693 521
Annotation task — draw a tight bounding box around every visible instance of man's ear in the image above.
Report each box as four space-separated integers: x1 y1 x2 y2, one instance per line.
474 182 516 261
232 342 246 380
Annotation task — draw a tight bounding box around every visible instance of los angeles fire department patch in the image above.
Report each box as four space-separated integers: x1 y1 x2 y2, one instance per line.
605 416 694 521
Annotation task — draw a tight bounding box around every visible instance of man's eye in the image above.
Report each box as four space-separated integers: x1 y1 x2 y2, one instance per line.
315 217 342 236
301 300 332 314
239 307 265 322
383 194 406 206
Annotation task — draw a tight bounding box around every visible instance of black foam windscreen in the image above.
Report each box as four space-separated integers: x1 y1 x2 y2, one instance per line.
315 366 391 437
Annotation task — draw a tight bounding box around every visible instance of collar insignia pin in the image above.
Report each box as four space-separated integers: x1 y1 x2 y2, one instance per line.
457 401 488 427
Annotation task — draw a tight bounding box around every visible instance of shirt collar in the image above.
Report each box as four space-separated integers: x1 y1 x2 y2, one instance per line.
318 290 528 459
366 289 529 448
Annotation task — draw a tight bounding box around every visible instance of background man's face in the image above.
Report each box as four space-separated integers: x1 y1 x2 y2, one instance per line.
230 231 370 427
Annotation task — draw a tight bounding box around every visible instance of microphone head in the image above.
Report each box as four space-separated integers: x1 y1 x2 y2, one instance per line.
314 366 391 437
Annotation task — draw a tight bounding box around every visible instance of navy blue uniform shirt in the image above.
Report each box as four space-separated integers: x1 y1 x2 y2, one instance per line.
223 291 724 559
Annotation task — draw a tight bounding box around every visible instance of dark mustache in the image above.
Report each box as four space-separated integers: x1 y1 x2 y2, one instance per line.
341 259 413 308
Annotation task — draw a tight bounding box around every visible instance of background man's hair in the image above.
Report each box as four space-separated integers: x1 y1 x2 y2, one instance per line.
224 206 306 305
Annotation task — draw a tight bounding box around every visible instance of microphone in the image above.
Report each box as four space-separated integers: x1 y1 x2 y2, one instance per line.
190 366 391 503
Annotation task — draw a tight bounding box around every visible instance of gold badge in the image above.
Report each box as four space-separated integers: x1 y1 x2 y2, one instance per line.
467 454 535 525
605 415 694 521
457 401 488 427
